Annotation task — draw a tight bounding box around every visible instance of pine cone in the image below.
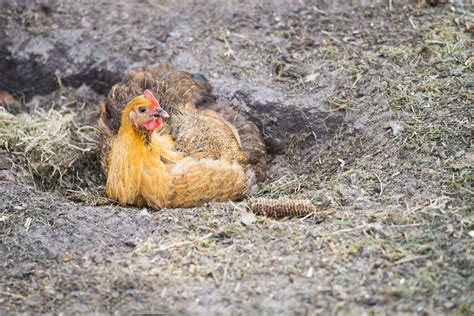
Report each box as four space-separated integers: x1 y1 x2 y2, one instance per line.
248 198 318 218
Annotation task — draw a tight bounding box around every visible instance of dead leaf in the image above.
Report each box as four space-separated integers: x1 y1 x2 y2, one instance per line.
240 211 256 226
304 73 319 83
0 90 15 107
384 121 405 136
63 253 74 262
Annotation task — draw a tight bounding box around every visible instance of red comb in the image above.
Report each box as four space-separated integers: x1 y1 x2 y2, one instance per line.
143 89 160 109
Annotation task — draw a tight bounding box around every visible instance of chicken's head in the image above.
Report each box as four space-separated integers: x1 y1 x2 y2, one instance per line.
124 90 169 132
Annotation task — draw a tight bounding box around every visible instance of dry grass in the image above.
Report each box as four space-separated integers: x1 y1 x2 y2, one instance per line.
0 108 93 185
0 99 106 204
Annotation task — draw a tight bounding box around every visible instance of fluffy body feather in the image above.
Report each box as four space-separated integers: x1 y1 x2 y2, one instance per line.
171 108 247 165
100 64 267 180
105 95 252 209
197 102 267 181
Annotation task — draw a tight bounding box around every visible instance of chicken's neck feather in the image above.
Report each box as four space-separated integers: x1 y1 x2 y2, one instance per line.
106 117 180 207
106 119 158 205
118 119 153 145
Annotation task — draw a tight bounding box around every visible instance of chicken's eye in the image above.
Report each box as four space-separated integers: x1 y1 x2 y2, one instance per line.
138 106 147 113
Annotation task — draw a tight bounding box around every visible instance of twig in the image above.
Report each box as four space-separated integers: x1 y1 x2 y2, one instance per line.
409 16 417 30
312 6 326 15
300 212 316 221
321 31 341 44
151 232 213 261
393 255 428 266
229 200 245 212
374 172 384 196
0 290 25 300
324 223 370 236
24 217 32 232
388 223 424 228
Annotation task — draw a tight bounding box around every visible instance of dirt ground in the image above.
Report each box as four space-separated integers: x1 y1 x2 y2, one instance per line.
1 0 473 314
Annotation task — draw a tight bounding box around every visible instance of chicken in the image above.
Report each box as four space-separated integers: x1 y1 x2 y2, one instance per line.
105 90 253 208
100 64 267 180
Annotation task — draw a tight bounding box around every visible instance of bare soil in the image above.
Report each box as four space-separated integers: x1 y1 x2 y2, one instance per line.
1 0 473 314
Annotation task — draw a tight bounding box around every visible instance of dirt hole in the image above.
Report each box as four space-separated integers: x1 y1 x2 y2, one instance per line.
0 68 344 205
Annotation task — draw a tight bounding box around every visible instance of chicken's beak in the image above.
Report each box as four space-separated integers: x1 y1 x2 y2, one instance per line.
151 108 169 118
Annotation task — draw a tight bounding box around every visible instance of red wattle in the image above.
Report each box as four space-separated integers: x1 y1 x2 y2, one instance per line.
143 117 162 131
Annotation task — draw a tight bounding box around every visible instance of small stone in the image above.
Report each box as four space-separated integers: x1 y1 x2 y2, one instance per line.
124 239 137 247
169 31 182 38
140 208 151 218
389 121 405 136
0 154 11 170
465 81 474 89
365 298 378 306
24 299 42 307
0 170 15 182
52 217 67 229
446 224 455 235
75 83 91 99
